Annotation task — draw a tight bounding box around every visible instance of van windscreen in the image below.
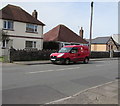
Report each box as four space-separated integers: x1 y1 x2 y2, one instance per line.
58 47 72 53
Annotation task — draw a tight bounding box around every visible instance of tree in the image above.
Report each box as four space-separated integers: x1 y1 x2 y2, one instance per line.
0 29 9 41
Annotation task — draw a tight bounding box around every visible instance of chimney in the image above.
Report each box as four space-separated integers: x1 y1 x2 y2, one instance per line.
79 27 84 38
32 10 38 19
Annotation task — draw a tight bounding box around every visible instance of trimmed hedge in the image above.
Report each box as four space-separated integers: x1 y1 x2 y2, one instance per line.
10 48 120 62
10 48 58 62
90 51 120 58
90 51 110 58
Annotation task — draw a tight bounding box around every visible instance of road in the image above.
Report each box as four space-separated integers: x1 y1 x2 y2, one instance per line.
2 59 118 104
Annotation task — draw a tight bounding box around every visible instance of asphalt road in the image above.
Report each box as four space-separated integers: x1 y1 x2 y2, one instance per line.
2 59 118 104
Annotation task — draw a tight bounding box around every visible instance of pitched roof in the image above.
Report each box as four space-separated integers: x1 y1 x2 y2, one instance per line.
44 24 88 44
0 4 45 26
86 36 111 44
112 34 120 45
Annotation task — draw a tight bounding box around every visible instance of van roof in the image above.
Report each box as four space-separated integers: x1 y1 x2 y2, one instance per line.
64 45 88 48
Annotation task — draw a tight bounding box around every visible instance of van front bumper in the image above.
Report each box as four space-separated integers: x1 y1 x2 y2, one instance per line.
50 57 65 63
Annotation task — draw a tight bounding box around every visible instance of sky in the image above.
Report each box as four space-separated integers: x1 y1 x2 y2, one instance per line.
0 1 118 39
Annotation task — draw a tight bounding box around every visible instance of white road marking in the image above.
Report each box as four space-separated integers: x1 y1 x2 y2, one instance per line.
46 80 118 104
28 70 54 73
96 65 104 67
27 67 80 74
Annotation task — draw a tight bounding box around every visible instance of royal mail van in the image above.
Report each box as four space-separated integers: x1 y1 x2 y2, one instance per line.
50 45 90 64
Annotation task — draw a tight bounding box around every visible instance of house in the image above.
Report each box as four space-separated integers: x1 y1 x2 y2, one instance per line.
0 4 45 54
43 24 88 49
86 36 119 52
112 34 120 51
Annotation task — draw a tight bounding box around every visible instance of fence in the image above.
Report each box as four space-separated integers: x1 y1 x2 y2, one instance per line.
10 48 120 62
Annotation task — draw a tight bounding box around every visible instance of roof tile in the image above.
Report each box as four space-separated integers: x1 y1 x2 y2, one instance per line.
0 4 45 26
44 24 88 44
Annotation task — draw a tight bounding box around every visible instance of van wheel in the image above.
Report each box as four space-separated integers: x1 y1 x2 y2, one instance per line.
83 57 89 64
64 59 70 65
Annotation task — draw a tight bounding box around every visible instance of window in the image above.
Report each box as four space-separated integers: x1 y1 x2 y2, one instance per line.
25 41 36 48
2 40 9 48
26 24 38 33
3 20 13 30
71 47 78 53
59 47 72 53
33 41 36 48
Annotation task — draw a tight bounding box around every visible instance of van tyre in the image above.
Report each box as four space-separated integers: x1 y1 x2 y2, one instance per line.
83 57 89 64
64 59 70 65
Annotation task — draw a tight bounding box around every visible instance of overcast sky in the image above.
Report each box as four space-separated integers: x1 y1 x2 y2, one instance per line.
1 1 118 39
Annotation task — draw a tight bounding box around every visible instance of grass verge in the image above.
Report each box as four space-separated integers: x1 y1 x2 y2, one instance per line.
0 56 4 62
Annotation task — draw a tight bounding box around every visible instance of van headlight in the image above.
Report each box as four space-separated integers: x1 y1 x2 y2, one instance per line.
57 53 64 58
50 53 53 56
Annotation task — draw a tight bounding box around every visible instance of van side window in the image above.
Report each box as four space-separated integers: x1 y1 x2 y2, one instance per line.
71 47 78 53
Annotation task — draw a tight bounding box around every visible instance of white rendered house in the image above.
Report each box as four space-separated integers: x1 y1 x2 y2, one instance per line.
0 4 45 56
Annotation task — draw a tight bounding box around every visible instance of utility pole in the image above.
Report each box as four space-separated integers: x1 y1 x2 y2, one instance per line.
89 1 94 52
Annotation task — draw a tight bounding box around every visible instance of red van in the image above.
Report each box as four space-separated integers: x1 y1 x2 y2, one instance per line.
50 45 90 64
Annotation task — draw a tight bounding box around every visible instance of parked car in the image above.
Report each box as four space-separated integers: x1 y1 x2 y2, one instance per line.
50 45 90 64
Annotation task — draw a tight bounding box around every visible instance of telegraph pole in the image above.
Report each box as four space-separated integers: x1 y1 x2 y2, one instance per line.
89 1 94 52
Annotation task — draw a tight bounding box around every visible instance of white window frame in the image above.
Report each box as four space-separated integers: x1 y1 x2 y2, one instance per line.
2 40 9 48
25 41 36 48
26 24 38 33
3 20 14 30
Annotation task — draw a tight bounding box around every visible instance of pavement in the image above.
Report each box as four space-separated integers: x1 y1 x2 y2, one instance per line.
47 80 118 104
8 57 119 65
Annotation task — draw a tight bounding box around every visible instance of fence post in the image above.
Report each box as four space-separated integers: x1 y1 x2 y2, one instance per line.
110 50 113 58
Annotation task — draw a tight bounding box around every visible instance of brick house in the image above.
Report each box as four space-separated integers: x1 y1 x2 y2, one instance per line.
87 36 119 52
